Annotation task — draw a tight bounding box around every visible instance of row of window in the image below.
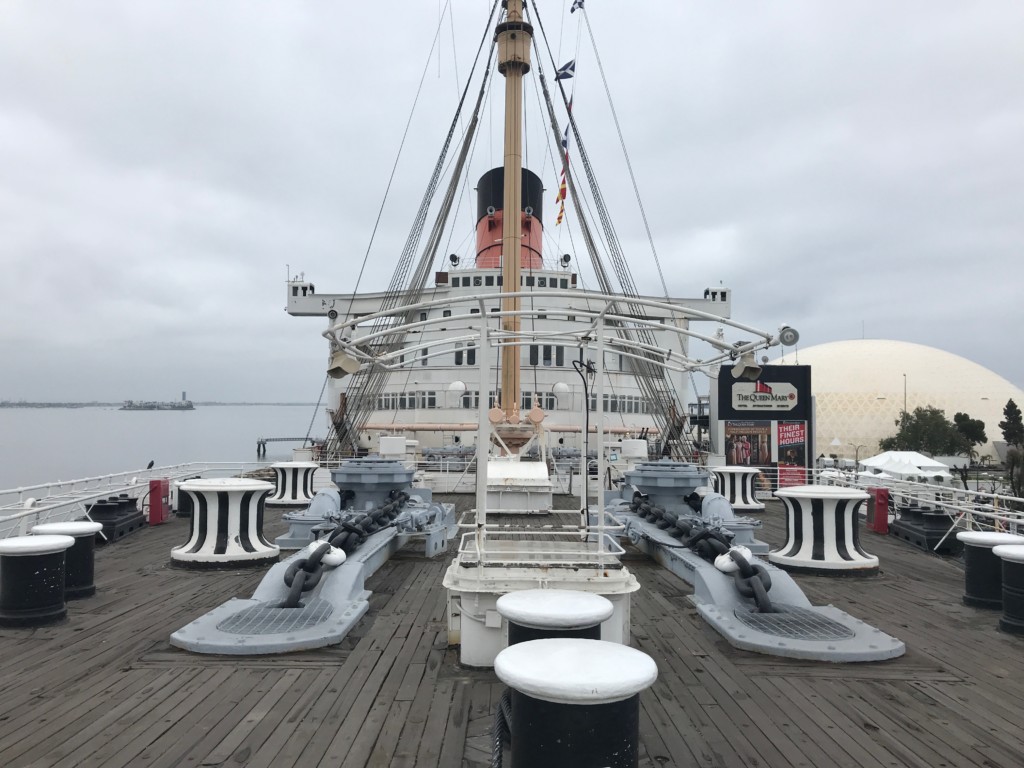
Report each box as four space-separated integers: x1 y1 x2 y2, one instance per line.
450 275 571 289
451 344 566 367
377 391 438 410
420 309 568 320
401 345 644 372
374 390 651 414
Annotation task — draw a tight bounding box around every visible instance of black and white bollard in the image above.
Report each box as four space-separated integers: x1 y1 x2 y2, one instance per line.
992 544 1024 635
770 485 878 575
497 589 613 645
710 466 764 511
956 532 1024 609
171 478 279 568
0 535 76 627
494 638 657 768
266 461 319 507
30 521 104 599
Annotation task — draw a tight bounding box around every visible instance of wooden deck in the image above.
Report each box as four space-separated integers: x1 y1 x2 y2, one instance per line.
0 500 1022 767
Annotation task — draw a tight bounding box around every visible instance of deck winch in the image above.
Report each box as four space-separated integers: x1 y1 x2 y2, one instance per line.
606 461 906 662
170 457 457 655
623 459 768 553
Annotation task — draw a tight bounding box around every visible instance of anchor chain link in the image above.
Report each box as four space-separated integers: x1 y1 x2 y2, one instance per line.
279 490 410 608
628 491 777 612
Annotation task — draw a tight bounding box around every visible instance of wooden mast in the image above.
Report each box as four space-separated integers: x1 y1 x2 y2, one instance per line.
495 0 531 428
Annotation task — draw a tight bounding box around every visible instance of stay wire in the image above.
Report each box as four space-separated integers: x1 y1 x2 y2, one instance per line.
343 0 456 321
581 11 669 297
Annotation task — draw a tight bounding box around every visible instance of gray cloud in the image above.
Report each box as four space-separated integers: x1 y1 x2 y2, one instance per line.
1 1 1021 409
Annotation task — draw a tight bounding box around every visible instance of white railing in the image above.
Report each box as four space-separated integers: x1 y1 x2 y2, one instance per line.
736 463 1024 537
454 530 626 566
0 462 268 539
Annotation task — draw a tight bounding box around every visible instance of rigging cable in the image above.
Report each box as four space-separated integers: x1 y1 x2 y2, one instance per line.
529 1 692 460
342 0 458 322
303 374 330 444
331 2 501 455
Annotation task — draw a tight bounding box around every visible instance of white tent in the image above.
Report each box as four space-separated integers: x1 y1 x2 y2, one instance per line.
857 470 893 481
858 451 952 472
879 458 925 478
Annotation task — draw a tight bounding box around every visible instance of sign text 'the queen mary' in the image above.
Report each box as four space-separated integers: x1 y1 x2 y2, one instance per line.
731 381 799 411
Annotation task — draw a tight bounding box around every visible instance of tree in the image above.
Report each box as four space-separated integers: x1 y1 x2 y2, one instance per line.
878 406 970 456
1006 447 1023 501
953 412 987 458
999 399 1024 448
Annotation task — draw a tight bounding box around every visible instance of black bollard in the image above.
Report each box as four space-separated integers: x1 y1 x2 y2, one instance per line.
31 522 105 599
497 589 613 646
993 544 1024 635
494 638 657 768
957 532 1024 609
0 535 75 626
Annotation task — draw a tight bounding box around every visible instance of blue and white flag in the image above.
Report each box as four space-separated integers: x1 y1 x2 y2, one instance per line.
560 123 570 151
555 59 575 81
571 0 584 13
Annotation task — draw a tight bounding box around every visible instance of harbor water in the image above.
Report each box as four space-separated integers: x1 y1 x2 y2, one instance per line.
0 405 323 490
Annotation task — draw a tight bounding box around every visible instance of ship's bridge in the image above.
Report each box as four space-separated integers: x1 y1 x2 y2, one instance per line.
285 273 733 323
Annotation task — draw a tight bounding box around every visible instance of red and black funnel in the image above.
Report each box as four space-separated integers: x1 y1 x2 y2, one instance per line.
475 167 544 269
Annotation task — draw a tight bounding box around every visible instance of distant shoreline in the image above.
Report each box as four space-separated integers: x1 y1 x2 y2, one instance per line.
0 402 318 408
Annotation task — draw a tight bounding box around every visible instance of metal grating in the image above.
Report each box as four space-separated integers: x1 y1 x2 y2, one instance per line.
216 598 334 635
733 604 856 641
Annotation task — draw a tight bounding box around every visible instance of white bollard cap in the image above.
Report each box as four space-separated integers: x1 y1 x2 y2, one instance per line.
956 531 1024 548
496 589 613 630
495 638 657 705
992 544 1024 564
31 521 104 537
0 535 76 555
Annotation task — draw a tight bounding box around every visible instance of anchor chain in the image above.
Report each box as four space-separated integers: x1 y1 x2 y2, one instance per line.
628 491 777 612
279 490 410 608
728 548 774 613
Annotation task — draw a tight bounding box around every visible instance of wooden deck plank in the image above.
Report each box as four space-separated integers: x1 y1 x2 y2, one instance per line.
331 564 448 768
130 667 260 768
2 497 1024 767
768 676 892 768
23 668 206 768
437 679 471 768
195 668 305 767
80 668 251 768
171 670 283 767
389 643 447 768
233 667 344 768
1 670 185 768
414 677 454 767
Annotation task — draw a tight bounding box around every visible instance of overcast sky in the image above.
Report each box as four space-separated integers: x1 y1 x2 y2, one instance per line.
1 0 1022 404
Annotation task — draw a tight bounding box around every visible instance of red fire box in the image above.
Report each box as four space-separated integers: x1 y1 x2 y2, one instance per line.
149 478 170 526
866 487 890 534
